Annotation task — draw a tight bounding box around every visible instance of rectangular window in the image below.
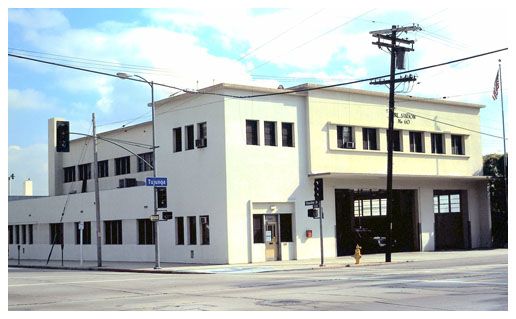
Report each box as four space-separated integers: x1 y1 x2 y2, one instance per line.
75 221 91 245
115 156 131 175
78 163 92 180
64 166 76 183
9 225 13 244
137 152 153 172
362 128 378 150
176 217 184 245
138 219 155 245
392 130 402 152
409 131 424 153
27 225 34 244
431 133 445 154
264 121 277 146
186 125 194 150
173 127 182 152
50 223 63 245
21 225 26 244
433 192 461 214
98 160 109 178
253 214 264 243
200 216 210 245
197 122 207 147
282 122 294 147
104 220 123 245
279 214 293 242
337 126 354 149
15 225 20 244
188 216 197 245
451 135 465 155
246 120 259 145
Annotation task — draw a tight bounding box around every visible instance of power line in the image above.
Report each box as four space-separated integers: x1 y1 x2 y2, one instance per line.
8 47 508 100
237 9 324 62
249 9 375 72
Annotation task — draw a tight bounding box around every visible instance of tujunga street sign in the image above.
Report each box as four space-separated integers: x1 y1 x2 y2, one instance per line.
146 177 168 187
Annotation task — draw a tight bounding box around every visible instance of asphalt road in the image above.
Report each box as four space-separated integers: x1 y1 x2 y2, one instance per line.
8 253 507 310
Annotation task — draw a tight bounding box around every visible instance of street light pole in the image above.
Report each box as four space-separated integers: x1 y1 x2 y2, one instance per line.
116 72 160 269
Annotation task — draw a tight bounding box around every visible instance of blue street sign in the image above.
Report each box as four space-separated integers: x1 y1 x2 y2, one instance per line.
146 177 168 187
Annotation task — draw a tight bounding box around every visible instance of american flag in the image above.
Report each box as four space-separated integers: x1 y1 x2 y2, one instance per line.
492 70 500 100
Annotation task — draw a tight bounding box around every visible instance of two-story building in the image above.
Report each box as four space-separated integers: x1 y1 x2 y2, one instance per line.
8 83 492 264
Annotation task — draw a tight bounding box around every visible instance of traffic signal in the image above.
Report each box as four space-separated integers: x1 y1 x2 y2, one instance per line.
308 208 319 218
314 178 324 201
162 211 173 220
56 121 70 152
156 187 167 208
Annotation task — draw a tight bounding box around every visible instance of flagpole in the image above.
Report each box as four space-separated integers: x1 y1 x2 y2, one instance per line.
498 59 508 212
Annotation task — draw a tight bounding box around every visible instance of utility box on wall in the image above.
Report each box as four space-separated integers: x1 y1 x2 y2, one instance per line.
306 229 313 238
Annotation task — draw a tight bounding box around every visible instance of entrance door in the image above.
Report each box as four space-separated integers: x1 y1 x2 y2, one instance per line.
434 191 465 250
265 215 279 261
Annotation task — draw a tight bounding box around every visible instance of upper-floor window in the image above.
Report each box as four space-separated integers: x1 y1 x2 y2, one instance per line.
337 126 354 149
282 122 294 147
98 160 109 178
264 121 277 146
78 163 91 180
197 122 207 148
185 125 195 150
246 120 259 145
64 166 75 183
409 131 424 153
431 133 445 154
115 156 131 175
362 128 378 150
451 135 465 155
173 127 182 152
137 152 153 172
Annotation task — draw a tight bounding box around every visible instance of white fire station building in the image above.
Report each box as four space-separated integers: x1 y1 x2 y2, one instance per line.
8 83 492 264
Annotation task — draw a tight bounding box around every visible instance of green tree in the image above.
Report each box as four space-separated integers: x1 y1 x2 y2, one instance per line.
483 153 508 247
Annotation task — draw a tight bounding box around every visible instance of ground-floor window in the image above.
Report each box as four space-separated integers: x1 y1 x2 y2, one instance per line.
104 220 123 245
354 198 387 217
433 192 461 213
176 217 184 245
75 221 92 245
188 216 197 245
50 223 63 245
21 225 26 244
15 225 20 244
28 224 33 244
8 225 13 244
200 216 210 245
138 219 155 245
253 215 264 243
279 214 293 242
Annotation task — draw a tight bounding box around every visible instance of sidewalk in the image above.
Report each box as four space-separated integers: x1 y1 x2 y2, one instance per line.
8 249 507 274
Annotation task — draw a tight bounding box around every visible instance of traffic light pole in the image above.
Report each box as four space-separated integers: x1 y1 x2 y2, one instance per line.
319 203 324 267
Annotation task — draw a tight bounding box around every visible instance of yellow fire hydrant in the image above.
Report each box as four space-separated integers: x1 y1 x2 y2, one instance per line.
353 244 362 264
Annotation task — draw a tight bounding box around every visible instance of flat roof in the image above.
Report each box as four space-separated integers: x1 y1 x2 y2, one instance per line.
155 82 484 109
308 172 489 181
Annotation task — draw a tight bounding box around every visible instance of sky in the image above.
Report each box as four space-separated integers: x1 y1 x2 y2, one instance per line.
4 2 511 196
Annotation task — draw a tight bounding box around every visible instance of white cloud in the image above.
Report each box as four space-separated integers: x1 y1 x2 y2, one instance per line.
8 144 48 196
9 9 70 31
8 88 56 110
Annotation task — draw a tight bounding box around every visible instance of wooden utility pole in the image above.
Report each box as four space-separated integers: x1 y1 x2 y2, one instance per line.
370 24 421 262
